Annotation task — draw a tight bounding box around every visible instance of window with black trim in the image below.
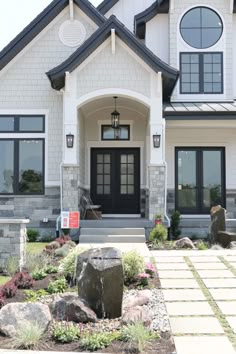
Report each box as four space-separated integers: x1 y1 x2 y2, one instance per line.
0 139 44 195
0 116 45 133
180 52 223 94
101 125 130 140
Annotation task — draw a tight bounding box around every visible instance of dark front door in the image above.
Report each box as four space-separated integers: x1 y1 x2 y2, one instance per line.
176 147 225 214
91 148 140 214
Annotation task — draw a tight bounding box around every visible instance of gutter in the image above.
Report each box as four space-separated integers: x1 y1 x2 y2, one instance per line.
162 118 170 228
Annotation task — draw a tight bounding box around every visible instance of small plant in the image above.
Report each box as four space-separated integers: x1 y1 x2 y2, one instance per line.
120 323 158 353
12 272 34 289
81 331 119 351
171 210 181 240
196 240 209 250
1 281 17 298
0 294 5 309
145 262 156 278
52 321 80 343
138 273 150 286
55 235 71 246
31 268 47 281
25 252 50 275
61 228 70 236
59 246 89 279
27 229 39 243
154 214 162 225
149 224 168 244
4 256 19 277
44 264 58 274
122 251 145 283
13 321 44 349
25 289 48 302
55 244 72 258
65 240 77 248
48 277 67 294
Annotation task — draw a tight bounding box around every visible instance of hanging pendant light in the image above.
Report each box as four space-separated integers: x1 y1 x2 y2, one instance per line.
111 96 120 129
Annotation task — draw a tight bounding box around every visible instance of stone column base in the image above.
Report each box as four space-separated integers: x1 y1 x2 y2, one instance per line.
62 165 79 211
148 165 165 220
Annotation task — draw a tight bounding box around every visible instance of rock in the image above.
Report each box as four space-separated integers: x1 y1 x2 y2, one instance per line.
0 302 51 337
121 306 152 326
175 237 195 249
230 241 236 249
50 293 97 323
210 205 226 245
76 247 123 319
123 290 152 309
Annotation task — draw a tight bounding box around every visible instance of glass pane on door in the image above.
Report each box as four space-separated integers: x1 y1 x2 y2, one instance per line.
177 150 197 209
203 150 223 208
96 154 111 195
120 154 135 195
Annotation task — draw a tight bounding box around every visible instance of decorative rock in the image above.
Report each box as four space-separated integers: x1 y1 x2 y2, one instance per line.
175 237 195 249
76 247 123 319
210 205 226 245
0 302 51 337
121 306 152 326
123 289 152 309
50 293 97 323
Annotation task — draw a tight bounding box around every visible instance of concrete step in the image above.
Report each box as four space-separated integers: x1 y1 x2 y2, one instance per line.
80 228 145 236
79 234 145 243
80 219 153 229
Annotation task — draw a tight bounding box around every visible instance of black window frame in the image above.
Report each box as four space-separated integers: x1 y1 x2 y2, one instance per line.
0 138 45 195
180 52 223 94
175 147 226 214
180 6 223 49
101 125 130 141
0 115 45 133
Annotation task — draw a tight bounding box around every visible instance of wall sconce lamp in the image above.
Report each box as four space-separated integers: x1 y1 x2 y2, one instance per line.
153 134 161 148
66 133 74 148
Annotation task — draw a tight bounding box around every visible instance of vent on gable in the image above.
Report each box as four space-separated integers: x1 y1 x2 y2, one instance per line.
59 20 86 47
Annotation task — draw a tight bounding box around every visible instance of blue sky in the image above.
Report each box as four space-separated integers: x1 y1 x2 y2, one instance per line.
0 0 102 50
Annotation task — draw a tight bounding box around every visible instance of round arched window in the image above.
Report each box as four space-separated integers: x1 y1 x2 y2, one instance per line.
180 7 223 49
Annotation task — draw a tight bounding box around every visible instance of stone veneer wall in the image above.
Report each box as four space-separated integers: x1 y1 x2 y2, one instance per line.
148 166 166 220
62 165 79 211
0 219 29 269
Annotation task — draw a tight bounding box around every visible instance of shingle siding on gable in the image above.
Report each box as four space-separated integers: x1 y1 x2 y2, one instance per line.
0 8 96 183
76 40 151 98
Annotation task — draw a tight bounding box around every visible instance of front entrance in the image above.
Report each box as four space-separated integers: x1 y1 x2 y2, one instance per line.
91 148 140 214
176 147 225 214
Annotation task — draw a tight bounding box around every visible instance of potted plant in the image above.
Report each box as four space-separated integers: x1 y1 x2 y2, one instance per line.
154 214 162 226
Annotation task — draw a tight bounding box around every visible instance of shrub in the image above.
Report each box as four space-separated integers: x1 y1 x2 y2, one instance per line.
61 228 70 236
48 277 67 294
40 234 55 242
138 273 150 286
1 281 17 298
13 321 44 349
145 263 156 278
55 235 71 246
25 289 48 302
149 224 168 244
45 241 61 251
27 229 39 243
59 246 89 279
196 240 209 250
120 323 158 353
65 240 77 248
31 268 47 281
13 272 34 289
122 251 145 283
54 244 72 258
171 210 181 240
25 252 50 274
4 256 19 277
44 264 58 274
81 332 119 351
0 294 5 309
52 321 80 343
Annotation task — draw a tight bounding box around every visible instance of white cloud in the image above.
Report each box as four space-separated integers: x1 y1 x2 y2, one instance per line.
0 0 103 50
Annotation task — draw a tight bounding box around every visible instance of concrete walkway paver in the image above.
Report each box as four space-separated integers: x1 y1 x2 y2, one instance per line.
152 250 236 354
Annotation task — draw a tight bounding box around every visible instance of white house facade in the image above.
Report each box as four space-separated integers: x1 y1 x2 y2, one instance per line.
0 0 236 235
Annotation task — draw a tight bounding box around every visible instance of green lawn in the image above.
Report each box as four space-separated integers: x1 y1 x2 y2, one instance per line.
26 242 48 254
0 276 11 285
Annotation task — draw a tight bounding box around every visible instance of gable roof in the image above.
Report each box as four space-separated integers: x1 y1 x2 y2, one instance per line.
0 0 105 72
97 0 119 15
135 0 169 39
47 15 179 101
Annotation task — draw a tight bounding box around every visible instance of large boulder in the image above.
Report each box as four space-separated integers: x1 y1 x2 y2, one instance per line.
0 302 51 337
210 205 226 245
175 237 195 249
76 247 123 319
50 293 97 323
122 306 152 327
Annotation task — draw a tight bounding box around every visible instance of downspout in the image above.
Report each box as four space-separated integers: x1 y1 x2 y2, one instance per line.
162 118 170 228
